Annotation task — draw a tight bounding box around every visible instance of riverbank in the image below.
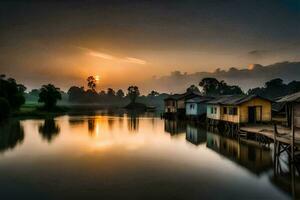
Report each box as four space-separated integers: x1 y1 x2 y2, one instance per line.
12 104 69 119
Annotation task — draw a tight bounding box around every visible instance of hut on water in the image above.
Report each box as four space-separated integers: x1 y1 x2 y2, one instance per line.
276 91 300 130
185 96 214 117
164 91 201 116
206 95 272 124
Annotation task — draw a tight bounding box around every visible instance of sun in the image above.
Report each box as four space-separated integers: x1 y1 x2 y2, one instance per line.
95 75 100 81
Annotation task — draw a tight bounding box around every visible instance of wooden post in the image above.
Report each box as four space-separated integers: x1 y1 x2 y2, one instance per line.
291 103 295 163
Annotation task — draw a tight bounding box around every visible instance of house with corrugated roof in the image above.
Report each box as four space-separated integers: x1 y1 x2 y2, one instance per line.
206 95 272 124
164 91 202 115
276 91 300 129
185 96 214 117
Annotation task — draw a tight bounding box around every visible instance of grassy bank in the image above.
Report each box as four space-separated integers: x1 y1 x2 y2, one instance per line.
13 103 69 119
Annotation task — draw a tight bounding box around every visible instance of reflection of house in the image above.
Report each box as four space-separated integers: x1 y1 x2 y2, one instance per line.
164 91 201 115
206 95 272 124
164 120 186 135
186 124 207 145
206 132 273 175
185 96 213 117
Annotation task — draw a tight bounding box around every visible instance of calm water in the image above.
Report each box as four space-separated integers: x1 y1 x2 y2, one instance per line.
0 112 297 199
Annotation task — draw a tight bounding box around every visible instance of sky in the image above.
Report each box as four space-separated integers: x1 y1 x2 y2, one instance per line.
1 0 300 93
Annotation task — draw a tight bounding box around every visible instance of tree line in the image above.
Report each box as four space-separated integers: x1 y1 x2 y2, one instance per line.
2 74 300 120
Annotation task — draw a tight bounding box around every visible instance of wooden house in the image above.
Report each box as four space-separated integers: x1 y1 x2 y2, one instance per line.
185 96 214 117
206 95 272 124
164 91 202 115
276 91 300 129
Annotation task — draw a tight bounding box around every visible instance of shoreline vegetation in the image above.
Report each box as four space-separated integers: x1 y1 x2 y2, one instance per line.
2 74 300 121
12 102 156 119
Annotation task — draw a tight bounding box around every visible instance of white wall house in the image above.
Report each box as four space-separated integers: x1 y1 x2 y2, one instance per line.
206 104 221 120
185 97 210 116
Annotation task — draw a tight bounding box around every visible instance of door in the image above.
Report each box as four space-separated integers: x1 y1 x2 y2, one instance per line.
248 106 256 123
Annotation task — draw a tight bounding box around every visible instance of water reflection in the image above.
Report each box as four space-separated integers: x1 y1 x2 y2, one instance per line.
38 119 60 142
127 112 139 132
207 132 273 175
164 119 186 136
0 115 298 199
88 119 95 135
186 124 206 145
0 120 24 153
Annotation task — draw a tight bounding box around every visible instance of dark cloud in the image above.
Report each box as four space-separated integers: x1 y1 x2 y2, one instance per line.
143 61 300 93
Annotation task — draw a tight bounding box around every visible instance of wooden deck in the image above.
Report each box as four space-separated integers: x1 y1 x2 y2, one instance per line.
240 124 300 146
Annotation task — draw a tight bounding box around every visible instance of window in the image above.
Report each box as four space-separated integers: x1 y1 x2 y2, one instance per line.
190 104 194 109
228 107 238 115
210 107 214 114
214 107 217 114
223 107 227 114
233 107 238 115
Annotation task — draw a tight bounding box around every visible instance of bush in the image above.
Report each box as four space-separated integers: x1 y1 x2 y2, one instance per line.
0 97 10 120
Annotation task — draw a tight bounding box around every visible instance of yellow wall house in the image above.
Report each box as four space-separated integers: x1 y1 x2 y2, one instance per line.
207 95 272 124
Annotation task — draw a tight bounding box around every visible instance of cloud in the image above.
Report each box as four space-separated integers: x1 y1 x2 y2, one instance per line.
248 50 269 58
142 61 300 93
123 57 146 65
89 51 114 60
76 46 146 64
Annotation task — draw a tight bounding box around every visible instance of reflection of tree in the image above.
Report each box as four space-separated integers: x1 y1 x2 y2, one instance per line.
128 112 139 132
0 120 24 153
38 119 60 142
107 118 115 131
68 119 85 127
88 119 95 135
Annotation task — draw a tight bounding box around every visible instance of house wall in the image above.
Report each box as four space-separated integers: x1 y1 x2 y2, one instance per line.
186 102 198 115
207 105 221 120
294 103 300 128
177 99 186 109
220 106 240 123
164 100 177 113
239 98 272 123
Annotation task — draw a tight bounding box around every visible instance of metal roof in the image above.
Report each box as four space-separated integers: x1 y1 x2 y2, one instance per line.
207 94 272 105
164 91 202 101
186 96 214 103
276 91 300 103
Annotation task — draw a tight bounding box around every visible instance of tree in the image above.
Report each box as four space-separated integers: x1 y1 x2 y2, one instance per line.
38 84 62 109
127 86 140 103
0 76 25 111
186 85 200 93
107 88 116 97
199 78 243 95
199 78 220 95
87 76 96 91
116 89 124 98
148 90 159 97
67 86 85 102
29 89 40 97
0 97 10 120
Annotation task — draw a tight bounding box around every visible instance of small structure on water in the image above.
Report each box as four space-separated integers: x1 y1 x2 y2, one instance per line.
164 91 202 117
206 95 272 124
185 96 214 119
